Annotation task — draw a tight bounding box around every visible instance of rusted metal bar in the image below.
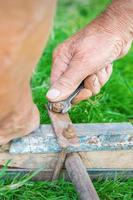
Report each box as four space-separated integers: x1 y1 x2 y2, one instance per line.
47 109 79 149
10 123 133 154
47 109 79 180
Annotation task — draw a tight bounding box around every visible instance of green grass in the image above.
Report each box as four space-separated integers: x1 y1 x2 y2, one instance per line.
0 163 133 200
1 0 133 199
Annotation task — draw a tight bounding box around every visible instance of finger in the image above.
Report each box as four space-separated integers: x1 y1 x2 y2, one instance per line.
105 63 113 79
96 64 113 86
73 64 113 104
96 67 108 86
51 56 68 85
47 57 89 102
72 88 92 104
51 44 71 84
84 74 101 95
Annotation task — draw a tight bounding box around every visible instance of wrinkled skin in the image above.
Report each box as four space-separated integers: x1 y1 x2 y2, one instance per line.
47 1 133 103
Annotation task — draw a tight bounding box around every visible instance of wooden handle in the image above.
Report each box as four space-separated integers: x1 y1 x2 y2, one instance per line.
65 153 100 200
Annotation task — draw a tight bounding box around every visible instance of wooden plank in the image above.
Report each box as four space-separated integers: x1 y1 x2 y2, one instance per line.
4 168 133 181
65 153 99 200
10 123 133 153
52 151 66 180
0 150 133 169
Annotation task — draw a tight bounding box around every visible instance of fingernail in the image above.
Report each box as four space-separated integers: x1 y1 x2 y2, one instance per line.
46 89 61 100
93 77 99 87
106 65 112 74
101 68 106 74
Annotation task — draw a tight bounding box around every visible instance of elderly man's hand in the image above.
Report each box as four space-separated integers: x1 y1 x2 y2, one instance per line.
47 0 133 103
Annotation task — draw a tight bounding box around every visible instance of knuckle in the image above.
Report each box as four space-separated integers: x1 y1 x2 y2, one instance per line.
113 39 124 58
53 42 72 63
120 40 132 57
113 37 131 58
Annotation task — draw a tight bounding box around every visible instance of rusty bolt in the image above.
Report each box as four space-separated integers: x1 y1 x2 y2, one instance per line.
52 102 64 113
62 125 75 139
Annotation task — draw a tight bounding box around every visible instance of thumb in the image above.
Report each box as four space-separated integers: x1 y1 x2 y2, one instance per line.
46 59 88 102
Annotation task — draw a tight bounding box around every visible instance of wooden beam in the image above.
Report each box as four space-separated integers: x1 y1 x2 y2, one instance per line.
0 150 132 169
5 168 133 181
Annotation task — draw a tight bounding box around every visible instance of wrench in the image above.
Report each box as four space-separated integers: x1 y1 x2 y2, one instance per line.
48 83 84 113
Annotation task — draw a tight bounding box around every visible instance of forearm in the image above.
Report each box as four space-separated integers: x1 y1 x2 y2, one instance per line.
94 0 133 41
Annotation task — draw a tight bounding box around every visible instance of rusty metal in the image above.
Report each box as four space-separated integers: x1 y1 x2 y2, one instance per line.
62 125 76 139
47 108 79 149
48 83 84 113
47 108 79 180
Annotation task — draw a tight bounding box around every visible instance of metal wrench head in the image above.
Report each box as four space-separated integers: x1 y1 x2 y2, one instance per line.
47 82 84 113
48 100 72 114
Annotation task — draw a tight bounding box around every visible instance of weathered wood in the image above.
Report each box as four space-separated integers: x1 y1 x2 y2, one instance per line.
4 168 133 181
1 150 132 169
0 143 11 153
52 151 66 180
10 123 133 153
65 153 99 200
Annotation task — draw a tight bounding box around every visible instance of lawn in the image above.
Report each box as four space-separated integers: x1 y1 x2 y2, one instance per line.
1 0 133 199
